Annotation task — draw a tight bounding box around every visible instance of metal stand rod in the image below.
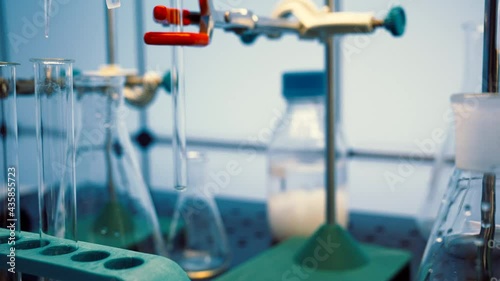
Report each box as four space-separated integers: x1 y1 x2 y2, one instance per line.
482 0 499 93
105 5 117 65
325 0 336 225
479 173 496 281
0 0 9 60
479 1 498 280
134 0 151 185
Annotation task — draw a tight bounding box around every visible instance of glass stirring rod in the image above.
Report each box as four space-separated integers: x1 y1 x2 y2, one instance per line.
44 0 51 38
170 0 187 191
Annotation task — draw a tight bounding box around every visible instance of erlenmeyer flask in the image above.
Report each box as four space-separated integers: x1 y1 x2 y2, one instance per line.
417 23 484 238
72 74 166 255
168 151 231 279
417 93 500 281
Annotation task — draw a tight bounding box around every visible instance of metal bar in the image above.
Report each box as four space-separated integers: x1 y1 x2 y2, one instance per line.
479 1 498 280
135 0 146 75
0 0 10 60
16 75 155 95
134 0 151 185
482 0 499 92
17 123 452 163
334 0 342 123
479 173 496 281
105 5 117 65
325 0 336 225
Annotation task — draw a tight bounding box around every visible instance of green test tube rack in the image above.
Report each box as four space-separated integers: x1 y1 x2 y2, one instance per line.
0 228 189 281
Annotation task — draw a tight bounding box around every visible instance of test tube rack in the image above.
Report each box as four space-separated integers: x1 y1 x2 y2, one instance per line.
0 228 189 281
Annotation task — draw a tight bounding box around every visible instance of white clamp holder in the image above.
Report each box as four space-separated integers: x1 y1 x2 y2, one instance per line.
271 0 375 39
144 0 406 46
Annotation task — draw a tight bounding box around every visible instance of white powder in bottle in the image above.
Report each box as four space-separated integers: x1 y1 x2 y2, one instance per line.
267 188 348 241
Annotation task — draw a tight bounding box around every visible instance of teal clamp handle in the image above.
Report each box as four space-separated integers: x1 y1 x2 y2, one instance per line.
161 71 172 93
384 7 406 37
0 229 189 281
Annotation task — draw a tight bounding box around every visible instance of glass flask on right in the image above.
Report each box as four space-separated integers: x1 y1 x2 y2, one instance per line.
417 22 484 238
417 93 500 281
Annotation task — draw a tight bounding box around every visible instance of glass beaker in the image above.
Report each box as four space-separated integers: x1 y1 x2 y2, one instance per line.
168 151 231 279
267 71 348 242
417 23 484 238
33 58 77 248
72 74 166 256
417 93 500 281
0 62 20 281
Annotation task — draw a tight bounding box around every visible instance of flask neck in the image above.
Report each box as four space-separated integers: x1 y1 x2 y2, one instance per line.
268 97 325 150
285 96 325 131
78 90 124 127
74 76 127 150
75 76 126 130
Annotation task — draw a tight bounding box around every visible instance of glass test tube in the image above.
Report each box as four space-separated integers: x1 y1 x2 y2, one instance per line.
32 59 77 248
0 62 20 237
44 0 52 38
170 0 188 191
0 62 20 281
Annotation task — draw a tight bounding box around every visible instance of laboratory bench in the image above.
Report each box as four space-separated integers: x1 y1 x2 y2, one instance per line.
17 189 426 281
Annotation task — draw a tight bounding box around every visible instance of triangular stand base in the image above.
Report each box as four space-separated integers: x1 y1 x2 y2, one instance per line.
294 223 369 270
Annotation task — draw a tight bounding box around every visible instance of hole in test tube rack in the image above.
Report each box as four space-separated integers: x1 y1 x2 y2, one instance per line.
71 251 110 262
104 257 144 270
16 240 50 250
41 245 78 256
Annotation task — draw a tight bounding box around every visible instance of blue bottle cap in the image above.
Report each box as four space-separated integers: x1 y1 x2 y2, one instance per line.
282 71 325 99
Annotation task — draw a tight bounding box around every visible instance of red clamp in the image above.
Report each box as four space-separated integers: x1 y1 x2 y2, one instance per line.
144 0 211 47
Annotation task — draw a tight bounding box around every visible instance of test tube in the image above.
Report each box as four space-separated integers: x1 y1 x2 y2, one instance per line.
0 62 20 236
44 0 52 38
32 59 77 249
170 0 188 191
0 62 20 281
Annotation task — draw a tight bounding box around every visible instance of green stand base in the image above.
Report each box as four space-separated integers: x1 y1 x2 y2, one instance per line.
294 224 370 270
0 228 189 281
214 225 411 281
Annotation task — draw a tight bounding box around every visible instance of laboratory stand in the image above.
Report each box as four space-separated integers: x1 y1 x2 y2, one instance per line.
3 0 493 280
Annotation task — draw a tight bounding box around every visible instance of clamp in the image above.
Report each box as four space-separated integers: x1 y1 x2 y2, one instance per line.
144 0 406 46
